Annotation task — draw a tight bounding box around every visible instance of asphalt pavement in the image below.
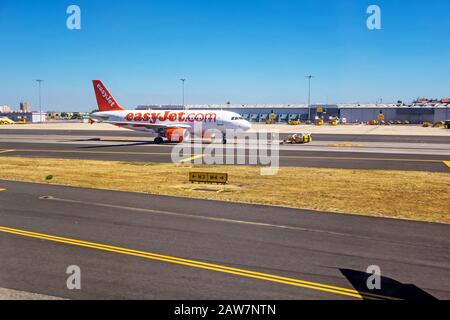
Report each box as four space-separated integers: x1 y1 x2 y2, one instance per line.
0 129 449 172
0 180 449 300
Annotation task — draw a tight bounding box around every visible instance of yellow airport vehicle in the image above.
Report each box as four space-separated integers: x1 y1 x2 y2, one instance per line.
0 117 15 125
265 113 278 125
330 119 338 126
283 133 313 144
289 119 301 125
432 121 445 128
445 120 450 129
315 119 324 126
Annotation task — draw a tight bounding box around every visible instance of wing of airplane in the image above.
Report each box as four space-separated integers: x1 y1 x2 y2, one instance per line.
108 121 193 143
110 121 191 129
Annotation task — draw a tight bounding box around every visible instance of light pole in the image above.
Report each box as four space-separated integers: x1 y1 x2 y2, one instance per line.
180 78 186 108
306 75 313 121
36 79 44 123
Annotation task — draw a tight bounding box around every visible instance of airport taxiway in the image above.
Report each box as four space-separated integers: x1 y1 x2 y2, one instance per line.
0 129 449 172
0 180 449 300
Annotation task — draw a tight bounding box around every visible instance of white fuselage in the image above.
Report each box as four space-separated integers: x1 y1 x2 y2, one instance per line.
90 109 252 134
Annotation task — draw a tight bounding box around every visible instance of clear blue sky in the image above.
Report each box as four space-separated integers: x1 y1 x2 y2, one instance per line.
0 0 449 111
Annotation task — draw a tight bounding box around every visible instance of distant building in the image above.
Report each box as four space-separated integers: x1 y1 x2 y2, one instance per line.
140 103 449 124
0 111 46 123
20 102 31 112
47 111 62 119
414 98 449 105
0 105 12 113
136 105 162 110
414 98 432 104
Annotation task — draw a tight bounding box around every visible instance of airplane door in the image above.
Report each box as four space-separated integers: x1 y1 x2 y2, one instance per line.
217 110 224 126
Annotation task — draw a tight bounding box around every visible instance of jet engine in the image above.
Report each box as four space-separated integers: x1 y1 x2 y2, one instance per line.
166 128 190 143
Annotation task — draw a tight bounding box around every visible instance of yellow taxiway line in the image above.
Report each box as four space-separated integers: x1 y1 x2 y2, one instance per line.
280 155 444 163
0 188 5 192
444 161 450 168
179 154 204 163
0 225 397 300
0 149 167 156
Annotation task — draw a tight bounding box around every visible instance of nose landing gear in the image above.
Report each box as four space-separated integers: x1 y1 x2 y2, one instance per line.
154 137 164 144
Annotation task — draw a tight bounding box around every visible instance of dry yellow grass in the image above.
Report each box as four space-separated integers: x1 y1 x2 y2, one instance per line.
0 156 449 224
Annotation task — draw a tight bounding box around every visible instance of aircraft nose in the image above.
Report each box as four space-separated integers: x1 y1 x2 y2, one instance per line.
241 120 252 131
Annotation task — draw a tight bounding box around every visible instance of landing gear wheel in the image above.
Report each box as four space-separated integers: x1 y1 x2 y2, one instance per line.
154 137 164 144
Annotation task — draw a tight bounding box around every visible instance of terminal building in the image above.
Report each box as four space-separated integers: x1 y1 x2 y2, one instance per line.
137 103 450 124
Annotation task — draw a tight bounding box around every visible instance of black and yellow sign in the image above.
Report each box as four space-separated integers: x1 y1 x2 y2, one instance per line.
316 107 324 113
189 172 228 184
377 114 385 120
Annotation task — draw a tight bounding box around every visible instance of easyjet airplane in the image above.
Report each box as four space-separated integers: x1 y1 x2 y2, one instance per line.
90 80 251 144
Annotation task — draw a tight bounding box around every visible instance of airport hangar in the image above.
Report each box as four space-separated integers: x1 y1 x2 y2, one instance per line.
137 103 450 124
1 104 449 124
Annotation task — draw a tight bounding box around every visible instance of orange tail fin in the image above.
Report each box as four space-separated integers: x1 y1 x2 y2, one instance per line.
92 80 124 111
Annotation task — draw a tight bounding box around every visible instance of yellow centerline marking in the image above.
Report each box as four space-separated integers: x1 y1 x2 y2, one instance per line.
179 154 204 163
0 225 396 300
281 155 443 163
0 149 16 154
326 143 364 148
5 149 168 156
0 188 5 192
0 148 443 164
444 161 450 168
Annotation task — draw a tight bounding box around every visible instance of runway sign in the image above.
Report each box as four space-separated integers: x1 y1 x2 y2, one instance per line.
189 172 228 184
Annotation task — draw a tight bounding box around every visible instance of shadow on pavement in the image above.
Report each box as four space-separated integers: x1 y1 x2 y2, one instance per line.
340 268 437 300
